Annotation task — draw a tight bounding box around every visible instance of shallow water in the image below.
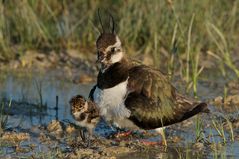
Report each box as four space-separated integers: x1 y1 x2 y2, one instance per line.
0 70 92 126
0 69 238 158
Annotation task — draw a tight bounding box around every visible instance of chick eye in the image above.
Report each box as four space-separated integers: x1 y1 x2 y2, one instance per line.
111 47 116 53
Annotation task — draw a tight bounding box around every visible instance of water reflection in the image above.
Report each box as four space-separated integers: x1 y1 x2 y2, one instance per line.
0 70 93 127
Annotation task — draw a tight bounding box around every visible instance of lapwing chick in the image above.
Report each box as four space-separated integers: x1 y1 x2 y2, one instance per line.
89 12 209 145
69 95 100 137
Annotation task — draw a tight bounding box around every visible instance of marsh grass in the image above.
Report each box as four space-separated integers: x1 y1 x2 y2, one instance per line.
212 119 226 144
34 79 46 109
167 24 178 80
195 115 208 143
0 0 239 93
0 99 11 133
224 118 234 142
206 22 239 78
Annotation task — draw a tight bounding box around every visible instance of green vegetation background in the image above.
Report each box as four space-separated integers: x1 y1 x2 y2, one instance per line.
0 0 239 81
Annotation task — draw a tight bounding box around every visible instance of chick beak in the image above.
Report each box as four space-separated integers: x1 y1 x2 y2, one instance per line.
96 54 105 63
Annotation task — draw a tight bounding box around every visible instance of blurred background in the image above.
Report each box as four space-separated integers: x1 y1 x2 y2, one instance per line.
0 0 238 95
0 0 238 79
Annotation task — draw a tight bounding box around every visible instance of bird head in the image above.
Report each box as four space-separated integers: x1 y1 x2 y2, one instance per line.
96 10 124 71
70 95 88 122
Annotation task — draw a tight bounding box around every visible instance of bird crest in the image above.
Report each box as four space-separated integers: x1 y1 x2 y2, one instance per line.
97 9 115 34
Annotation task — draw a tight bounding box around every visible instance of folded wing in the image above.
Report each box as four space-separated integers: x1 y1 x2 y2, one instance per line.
126 65 208 129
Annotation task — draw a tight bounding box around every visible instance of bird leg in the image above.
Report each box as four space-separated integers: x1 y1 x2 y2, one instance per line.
79 128 91 147
155 127 167 146
79 129 86 141
139 135 167 146
161 130 167 146
137 128 168 146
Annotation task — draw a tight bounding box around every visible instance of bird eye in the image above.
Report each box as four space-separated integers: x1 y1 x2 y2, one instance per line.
111 47 115 53
79 113 86 120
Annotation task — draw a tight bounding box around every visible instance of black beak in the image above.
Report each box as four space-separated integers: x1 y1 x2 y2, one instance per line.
96 54 105 63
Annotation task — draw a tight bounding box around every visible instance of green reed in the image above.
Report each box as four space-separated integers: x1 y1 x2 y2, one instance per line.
212 119 226 144
0 99 11 133
0 0 238 87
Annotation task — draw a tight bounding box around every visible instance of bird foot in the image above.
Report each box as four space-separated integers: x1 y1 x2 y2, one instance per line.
114 130 133 138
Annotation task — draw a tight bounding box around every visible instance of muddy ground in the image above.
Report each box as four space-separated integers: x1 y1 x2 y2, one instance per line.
0 53 239 159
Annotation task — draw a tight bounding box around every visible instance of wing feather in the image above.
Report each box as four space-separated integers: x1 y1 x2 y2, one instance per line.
126 65 207 129
127 65 175 118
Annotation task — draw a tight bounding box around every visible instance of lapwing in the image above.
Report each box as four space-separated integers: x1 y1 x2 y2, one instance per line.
69 95 100 136
89 12 209 145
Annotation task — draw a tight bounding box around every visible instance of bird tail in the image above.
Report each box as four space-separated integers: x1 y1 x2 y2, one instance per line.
179 102 209 122
195 102 210 113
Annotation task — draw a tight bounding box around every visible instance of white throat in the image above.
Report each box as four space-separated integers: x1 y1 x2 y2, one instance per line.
111 52 123 63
